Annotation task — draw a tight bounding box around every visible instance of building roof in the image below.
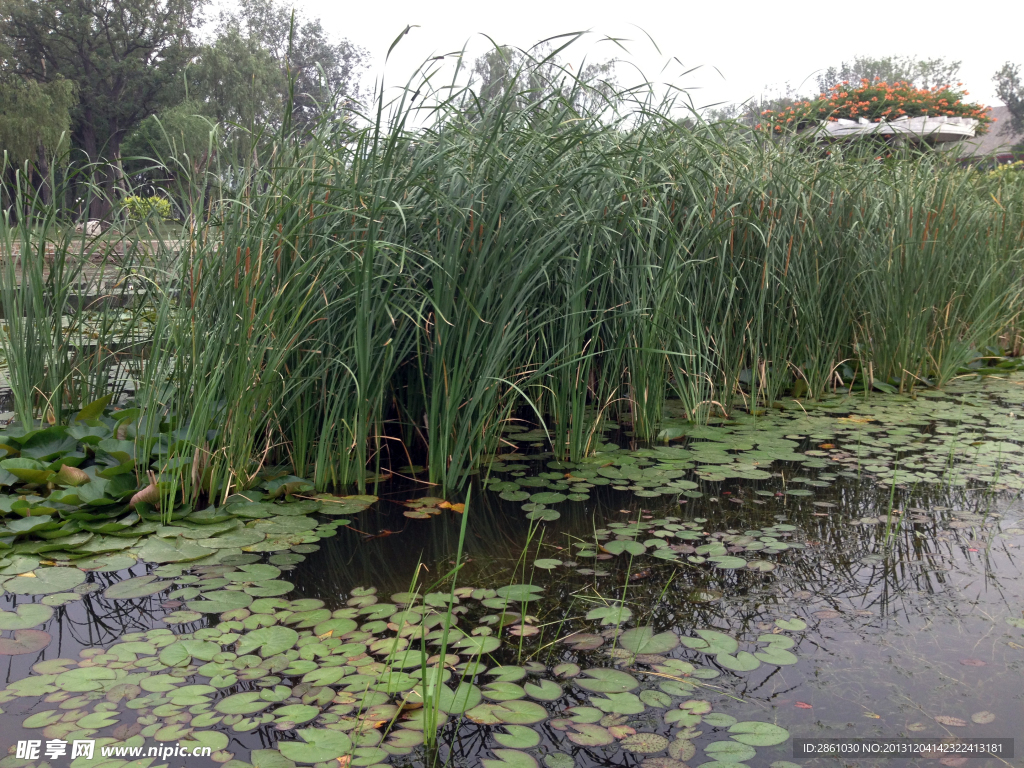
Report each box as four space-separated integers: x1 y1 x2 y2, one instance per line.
960 106 1024 157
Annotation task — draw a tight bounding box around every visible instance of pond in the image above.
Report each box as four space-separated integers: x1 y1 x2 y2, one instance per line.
0 375 1022 768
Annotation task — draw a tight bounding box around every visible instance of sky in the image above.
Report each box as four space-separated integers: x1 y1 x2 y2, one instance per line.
296 0 1018 111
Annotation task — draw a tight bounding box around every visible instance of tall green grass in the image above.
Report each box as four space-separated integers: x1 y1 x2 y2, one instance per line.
3 48 1023 501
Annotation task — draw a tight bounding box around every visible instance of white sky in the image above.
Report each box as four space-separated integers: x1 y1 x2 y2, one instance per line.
296 0 1019 111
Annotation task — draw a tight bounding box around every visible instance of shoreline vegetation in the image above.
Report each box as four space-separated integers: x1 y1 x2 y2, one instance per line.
2 59 1023 505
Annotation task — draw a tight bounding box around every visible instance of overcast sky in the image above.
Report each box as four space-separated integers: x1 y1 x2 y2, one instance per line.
297 0 1017 111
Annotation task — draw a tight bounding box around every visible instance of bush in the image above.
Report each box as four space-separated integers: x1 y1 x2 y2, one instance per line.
122 195 172 221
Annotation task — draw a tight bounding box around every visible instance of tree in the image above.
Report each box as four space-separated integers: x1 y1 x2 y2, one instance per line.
993 62 1024 138
470 44 617 118
193 0 367 141
0 75 76 204
0 0 205 216
816 55 961 93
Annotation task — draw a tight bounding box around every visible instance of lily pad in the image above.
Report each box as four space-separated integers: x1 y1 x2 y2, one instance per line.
620 733 670 753
775 619 807 631
104 574 167 599
0 629 51 655
705 740 757 762
481 749 540 768
619 626 679 655
6 568 86 595
576 668 639 693
493 725 542 749
728 721 790 746
278 728 353 763
0 603 54 629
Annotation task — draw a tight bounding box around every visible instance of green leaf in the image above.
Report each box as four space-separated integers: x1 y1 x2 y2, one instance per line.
274 704 320 724
523 679 562 701
235 626 299 657
533 558 562 569
434 682 483 714
705 740 757 762
618 626 679 655
494 584 544 602
639 689 672 708
0 457 54 484
604 539 647 556
104 574 167 599
76 394 113 422
215 691 273 715
451 635 502 655
566 723 614 746
775 618 807 631
481 749 540 768
585 604 633 625
529 492 567 504
493 725 541 749
754 647 798 666
728 721 790 746
6 567 85 595
0 603 54 630
494 699 548 724
716 651 761 672
681 629 737 655
575 668 639 693
590 691 644 714
277 729 353 764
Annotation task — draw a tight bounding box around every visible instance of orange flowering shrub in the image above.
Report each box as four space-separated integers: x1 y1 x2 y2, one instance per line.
758 78 994 135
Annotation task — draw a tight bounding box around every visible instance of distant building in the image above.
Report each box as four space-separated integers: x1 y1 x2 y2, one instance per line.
960 106 1024 163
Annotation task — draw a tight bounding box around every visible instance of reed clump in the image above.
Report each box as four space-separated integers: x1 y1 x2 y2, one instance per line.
3 51 1023 499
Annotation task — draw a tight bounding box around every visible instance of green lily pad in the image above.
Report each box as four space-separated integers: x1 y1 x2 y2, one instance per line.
754 647 798 666
104 574 167 599
481 749 540 768
705 741 757 762
681 629 737 655
576 668 639 693
523 679 562 701
215 691 273 715
274 704 321 724
729 721 790 746
543 756 574 768
529 492 567 504
533 558 562 569
6 568 86 595
640 689 673 708
434 682 483 714
567 723 615 746
585 604 633 625
495 699 548 724
493 725 542 749
590 691 644 714
452 635 502 655
775 619 807 631
619 626 679 655
0 603 54 629
278 728 353 763
604 540 647 556
716 652 761 672
495 584 545 602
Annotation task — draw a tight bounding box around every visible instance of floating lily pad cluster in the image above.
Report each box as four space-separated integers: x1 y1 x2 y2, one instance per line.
0 565 797 768
482 374 1024 524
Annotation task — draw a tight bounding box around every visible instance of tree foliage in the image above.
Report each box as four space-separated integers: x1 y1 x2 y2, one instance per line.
816 55 962 93
0 75 76 168
993 62 1024 138
470 43 617 118
0 0 205 162
193 0 367 137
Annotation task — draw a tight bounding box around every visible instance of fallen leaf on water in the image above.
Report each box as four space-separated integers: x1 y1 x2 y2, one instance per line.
863 712 881 719
336 758 351 767
970 711 996 724
939 758 967 767
795 702 812 709
906 722 927 732
959 658 986 666
934 715 968 727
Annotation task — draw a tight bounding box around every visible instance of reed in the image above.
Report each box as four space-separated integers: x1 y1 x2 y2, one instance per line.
3 45 1023 501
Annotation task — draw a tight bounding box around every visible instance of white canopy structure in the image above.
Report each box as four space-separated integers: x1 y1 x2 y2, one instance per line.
804 115 979 144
